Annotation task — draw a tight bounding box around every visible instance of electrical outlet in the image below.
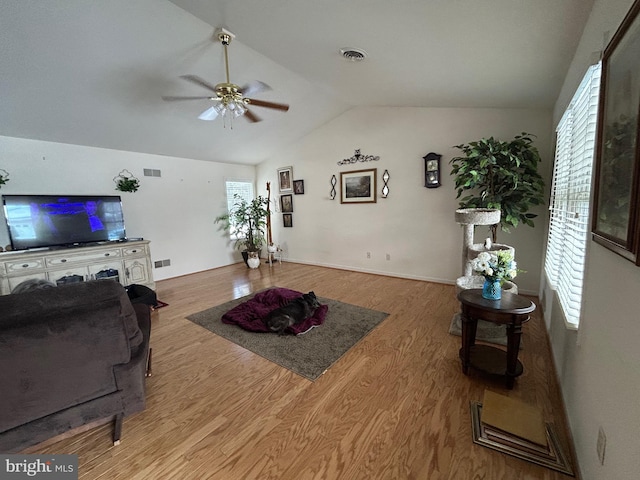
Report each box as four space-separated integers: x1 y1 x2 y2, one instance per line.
386 253 391 261
597 426 606 465
366 252 371 259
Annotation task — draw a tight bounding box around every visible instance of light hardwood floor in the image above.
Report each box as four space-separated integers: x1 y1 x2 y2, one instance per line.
29 262 577 479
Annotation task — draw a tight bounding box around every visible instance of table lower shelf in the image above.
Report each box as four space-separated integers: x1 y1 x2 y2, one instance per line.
460 344 523 377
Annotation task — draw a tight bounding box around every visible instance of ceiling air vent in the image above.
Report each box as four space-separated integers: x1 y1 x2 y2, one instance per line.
340 47 368 62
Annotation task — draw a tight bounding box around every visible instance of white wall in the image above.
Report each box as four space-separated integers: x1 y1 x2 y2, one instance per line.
0 135 255 280
544 0 640 479
257 106 552 294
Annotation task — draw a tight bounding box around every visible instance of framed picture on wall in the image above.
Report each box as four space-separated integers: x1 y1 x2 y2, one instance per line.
592 0 640 265
293 179 305 194
283 213 293 227
277 166 293 193
340 168 377 204
280 194 293 213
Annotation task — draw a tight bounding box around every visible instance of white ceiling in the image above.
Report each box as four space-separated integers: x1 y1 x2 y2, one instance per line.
0 0 594 165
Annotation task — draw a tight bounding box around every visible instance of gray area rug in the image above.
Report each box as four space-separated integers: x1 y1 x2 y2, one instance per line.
186 292 390 381
449 312 510 347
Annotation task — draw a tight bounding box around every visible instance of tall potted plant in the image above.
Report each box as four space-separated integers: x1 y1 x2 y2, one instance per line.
215 194 269 266
449 132 545 242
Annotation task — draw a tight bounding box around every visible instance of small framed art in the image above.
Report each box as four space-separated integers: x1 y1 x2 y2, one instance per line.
293 179 305 194
280 194 293 213
277 166 293 193
283 213 293 227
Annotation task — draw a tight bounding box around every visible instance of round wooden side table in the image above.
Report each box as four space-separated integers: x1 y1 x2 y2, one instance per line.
457 289 535 389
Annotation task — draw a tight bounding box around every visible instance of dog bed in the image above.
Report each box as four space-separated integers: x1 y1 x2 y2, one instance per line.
221 287 328 335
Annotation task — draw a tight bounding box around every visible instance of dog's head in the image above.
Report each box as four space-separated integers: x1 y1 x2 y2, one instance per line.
302 291 321 309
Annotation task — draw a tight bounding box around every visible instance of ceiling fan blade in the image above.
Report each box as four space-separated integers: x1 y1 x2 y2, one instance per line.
240 80 272 97
246 98 289 112
244 109 262 123
162 95 213 102
180 74 219 93
198 106 219 121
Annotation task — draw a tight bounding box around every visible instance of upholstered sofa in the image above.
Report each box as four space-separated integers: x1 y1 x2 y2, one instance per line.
0 280 150 453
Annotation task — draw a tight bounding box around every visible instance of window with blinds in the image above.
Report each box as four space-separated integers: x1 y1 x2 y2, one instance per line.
225 180 254 239
544 62 601 327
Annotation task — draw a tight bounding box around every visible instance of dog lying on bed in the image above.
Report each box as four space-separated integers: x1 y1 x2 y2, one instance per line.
264 291 321 335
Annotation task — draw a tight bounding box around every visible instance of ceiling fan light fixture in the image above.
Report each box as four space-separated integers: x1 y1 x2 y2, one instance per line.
340 47 368 62
162 26 289 127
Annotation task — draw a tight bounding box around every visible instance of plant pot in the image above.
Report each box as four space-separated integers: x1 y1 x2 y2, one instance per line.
247 256 261 269
242 250 262 268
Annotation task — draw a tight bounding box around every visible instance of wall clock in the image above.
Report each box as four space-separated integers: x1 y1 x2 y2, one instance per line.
423 152 442 188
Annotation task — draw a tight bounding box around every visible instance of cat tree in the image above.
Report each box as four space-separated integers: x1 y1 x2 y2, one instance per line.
454 208 517 294
449 208 517 344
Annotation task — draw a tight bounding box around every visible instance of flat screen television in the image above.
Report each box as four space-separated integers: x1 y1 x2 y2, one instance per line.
2 194 127 250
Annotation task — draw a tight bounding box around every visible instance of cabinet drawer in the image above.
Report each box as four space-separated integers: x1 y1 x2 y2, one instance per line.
123 245 147 256
5 258 46 273
46 249 122 267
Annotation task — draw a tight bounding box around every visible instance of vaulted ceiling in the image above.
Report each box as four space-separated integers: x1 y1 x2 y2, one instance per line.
0 0 594 165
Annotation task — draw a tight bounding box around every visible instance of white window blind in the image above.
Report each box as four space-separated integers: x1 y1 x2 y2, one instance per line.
544 62 601 327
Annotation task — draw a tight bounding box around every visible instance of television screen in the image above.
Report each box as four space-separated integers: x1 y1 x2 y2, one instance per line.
2 195 126 250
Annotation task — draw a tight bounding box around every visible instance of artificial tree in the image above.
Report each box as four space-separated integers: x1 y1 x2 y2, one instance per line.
215 194 269 263
449 132 545 242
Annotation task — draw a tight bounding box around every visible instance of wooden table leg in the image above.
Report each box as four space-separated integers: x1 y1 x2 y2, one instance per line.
505 321 523 389
459 310 477 375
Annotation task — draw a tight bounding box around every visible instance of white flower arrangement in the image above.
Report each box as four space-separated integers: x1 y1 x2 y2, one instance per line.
471 250 518 284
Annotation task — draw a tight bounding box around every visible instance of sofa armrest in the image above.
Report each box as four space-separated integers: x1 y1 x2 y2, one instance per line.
133 303 151 349
113 303 151 416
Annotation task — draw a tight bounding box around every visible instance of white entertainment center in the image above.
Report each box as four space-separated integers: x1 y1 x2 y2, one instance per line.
0 240 154 295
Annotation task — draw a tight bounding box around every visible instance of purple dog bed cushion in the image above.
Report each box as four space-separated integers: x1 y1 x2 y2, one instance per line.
221 287 328 335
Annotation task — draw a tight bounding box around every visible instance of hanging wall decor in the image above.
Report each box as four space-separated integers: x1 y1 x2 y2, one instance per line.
277 166 293 193
337 149 380 166
340 168 377 204
280 194 293 213
423 152 442 188
114 170 140 193
330 175 337 200
592 0 640 265
0 169 9 188
381 170 390 198
293 179 305 194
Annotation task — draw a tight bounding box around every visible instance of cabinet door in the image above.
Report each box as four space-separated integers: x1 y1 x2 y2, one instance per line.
48 266 89 285
7 273 48 293
87 261 125 284
124 259 149 286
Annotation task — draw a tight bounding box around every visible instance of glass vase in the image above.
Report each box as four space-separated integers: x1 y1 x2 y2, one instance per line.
482 278 502 300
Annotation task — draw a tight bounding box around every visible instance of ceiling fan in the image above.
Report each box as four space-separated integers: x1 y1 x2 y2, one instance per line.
162 28 289 124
